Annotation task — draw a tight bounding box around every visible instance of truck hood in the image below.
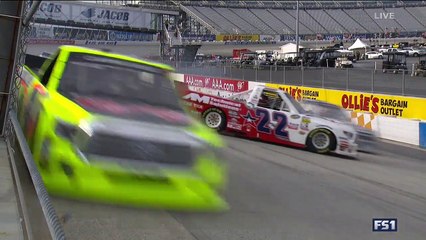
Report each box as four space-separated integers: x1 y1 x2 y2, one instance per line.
305 113 356 132
74 96 191 127
81 115 204 147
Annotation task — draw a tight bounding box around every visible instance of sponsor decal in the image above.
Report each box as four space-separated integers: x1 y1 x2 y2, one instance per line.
182 93 210 104
287 123 299 130
299 131 306 135
290 114 300 119
184 75 248 93
182 93 242 112
300 117 311 130
229 110 239 117
227 122 243 130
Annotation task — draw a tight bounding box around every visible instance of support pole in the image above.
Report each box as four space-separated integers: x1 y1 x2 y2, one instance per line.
296 0 300 57
23 1 41 27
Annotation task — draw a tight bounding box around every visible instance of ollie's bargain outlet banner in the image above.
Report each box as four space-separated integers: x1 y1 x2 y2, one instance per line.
266 83 426 121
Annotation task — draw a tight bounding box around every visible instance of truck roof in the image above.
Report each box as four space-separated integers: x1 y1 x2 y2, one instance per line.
58 45 174 71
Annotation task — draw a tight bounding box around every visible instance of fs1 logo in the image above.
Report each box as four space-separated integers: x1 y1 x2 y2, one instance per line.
372 218 397 232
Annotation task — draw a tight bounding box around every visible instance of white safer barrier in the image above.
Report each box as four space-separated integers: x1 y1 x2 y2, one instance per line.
172 73 422 147
352 111 420 146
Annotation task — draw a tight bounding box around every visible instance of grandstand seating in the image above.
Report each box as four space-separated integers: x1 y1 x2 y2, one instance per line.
343 9 383 33
306 9 346 34
268 9 312 35
92 0 426 36
391 7 424 32
406 6 426 26
250 9 292 34
178 1 426 35
323 9 365 33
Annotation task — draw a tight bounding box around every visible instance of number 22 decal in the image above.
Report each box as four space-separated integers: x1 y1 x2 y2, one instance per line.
255 108 289 139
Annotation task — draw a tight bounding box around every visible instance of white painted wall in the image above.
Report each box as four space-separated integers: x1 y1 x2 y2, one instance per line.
375 116 420 146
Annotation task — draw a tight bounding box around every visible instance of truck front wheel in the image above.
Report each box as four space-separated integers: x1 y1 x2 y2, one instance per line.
306 128 336 154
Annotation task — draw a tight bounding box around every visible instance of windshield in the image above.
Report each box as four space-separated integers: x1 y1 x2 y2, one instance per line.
283 93 307 114
59 53 183 112
300 101 350 123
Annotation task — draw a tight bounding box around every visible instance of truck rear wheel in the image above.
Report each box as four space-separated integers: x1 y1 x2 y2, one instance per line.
202 108 227 131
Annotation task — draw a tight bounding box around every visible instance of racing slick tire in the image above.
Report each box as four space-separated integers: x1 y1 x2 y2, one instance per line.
306 128 336 154
202 108 227 131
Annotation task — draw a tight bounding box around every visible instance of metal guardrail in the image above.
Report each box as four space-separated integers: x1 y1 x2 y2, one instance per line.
167 61 426 98
6 110 66 240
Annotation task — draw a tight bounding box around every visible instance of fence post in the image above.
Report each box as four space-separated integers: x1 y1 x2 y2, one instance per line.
269 65 272 83
301 66 304 86
371 69 375 93
322 67 325 88
411 63 415 77
283 66 286 84
402 70 405 96
346 68 349 90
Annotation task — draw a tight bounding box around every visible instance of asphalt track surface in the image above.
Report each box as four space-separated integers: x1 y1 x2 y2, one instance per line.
27 43 426 98
13 135 424 240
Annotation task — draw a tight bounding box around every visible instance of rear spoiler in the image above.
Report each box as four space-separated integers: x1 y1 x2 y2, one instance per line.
24 54 48 73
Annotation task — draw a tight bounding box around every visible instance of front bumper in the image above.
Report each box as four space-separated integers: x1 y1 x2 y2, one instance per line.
334 138 358 157
37 140 228 211
356 135 378 153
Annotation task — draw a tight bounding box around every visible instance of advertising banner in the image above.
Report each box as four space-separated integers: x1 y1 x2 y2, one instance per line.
34 1 152 29
323 34 343 41
216 34 260 42
184 74 249 92
27 39 76 45
82 40 118 46
266 84 326 101
266 83 426 120
52 26 109 40
182 34 216 41
260 35 280 42
108 31 154 41
31 25 54 38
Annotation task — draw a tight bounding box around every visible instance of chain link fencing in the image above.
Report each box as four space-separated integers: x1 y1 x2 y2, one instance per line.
169 60 426 98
